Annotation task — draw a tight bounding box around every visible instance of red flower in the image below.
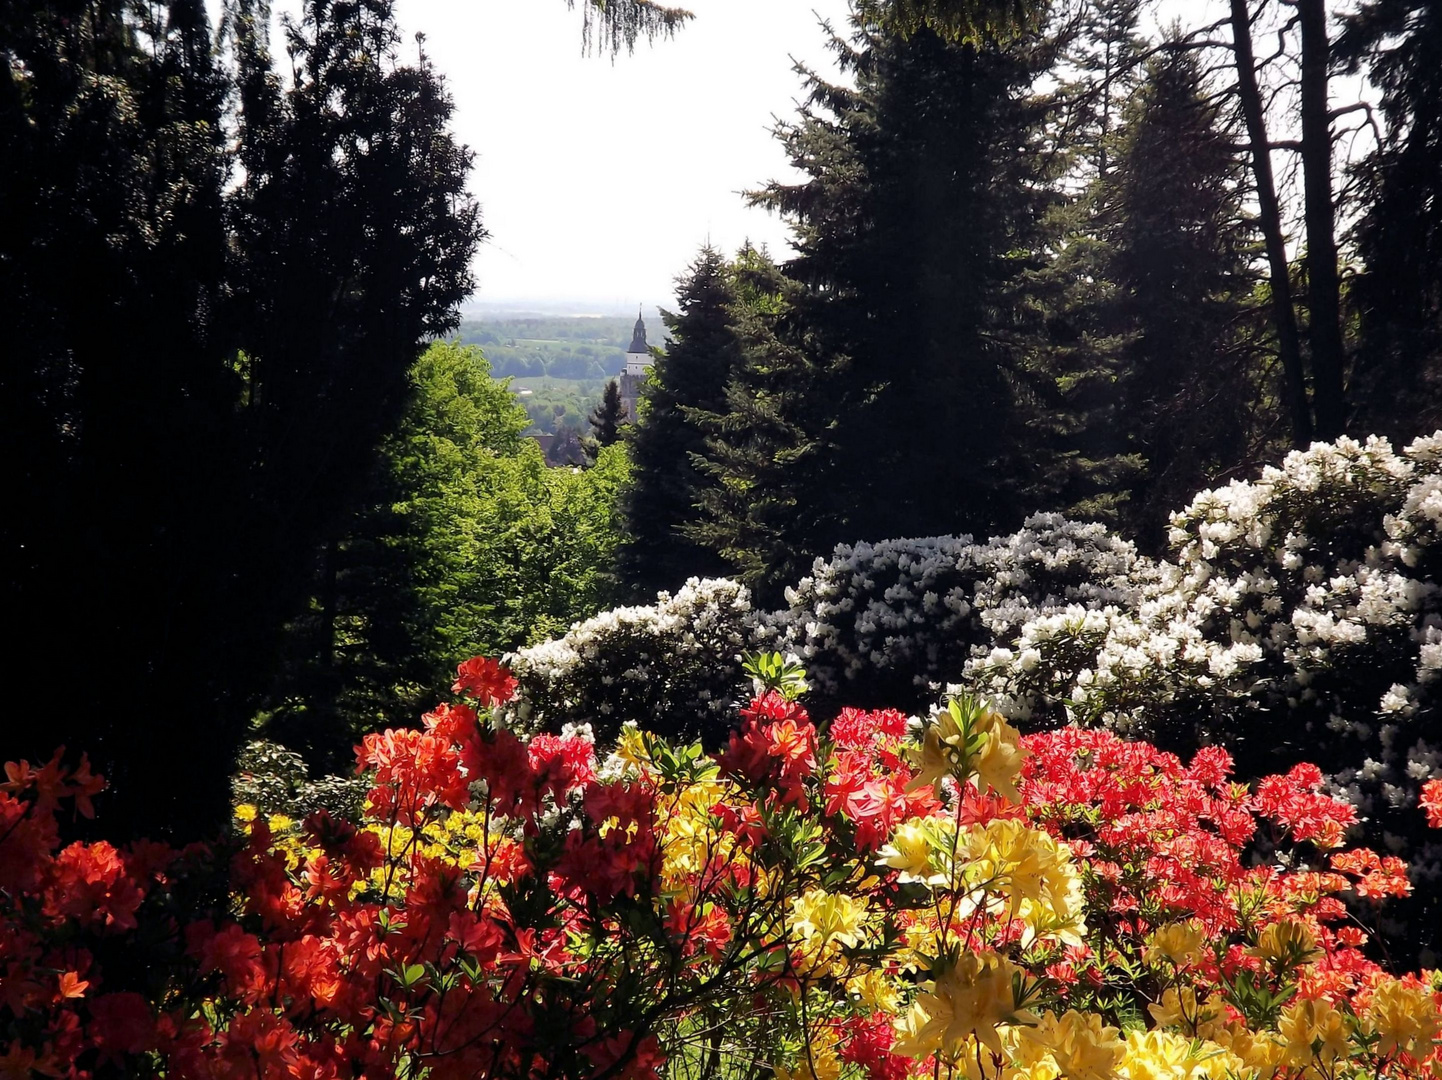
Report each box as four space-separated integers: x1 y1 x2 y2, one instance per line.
88 992 156 1061
452 657 518 706
1421 778 1442 829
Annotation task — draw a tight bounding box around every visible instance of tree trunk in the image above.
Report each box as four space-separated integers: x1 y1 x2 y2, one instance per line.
1299 0 1348 438
1229 0 1313 446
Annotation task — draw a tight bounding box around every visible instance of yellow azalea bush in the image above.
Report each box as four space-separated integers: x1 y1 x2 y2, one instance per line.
2 654 1441 1080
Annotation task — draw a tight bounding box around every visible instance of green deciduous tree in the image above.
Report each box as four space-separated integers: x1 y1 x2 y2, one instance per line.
263 343 629 767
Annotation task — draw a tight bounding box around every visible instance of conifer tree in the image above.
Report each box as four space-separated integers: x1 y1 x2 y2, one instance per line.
752 15 1060 546
585 380 624 461
617 246 743 599
1096 48 1265 542
682 249 834 606
0 0 481 839
1340 0 1442 436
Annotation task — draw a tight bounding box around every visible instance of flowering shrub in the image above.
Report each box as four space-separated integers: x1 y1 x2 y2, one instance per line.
500 577 759 743
5 655 1442 1079
506 434 1442 956
967 435 1442 956
773 516 1147 713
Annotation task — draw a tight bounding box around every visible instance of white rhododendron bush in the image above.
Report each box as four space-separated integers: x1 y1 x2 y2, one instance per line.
508 434 1442 954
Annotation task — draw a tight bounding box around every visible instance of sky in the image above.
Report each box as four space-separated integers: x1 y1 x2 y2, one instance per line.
293 0 1364 315
391 0 856 312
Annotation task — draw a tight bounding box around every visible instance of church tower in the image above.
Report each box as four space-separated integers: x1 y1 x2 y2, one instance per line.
619 307 651 421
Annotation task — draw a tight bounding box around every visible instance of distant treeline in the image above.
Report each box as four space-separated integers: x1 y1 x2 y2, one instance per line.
456 316 668 380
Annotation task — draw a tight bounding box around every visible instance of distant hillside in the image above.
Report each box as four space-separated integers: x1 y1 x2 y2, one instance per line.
455 314 669 381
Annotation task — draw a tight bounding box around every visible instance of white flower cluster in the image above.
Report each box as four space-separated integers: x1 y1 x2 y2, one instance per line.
771 515 1145 712
968 435 1442 852
499 577 760 743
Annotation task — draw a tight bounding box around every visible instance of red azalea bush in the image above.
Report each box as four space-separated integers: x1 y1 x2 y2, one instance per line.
1 655 1440 1080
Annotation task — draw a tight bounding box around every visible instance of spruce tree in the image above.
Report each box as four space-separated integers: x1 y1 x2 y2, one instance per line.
585 380 624 462
682 248 834 606
1097 48 1264 542
752 15 1060 546
617 246 743 599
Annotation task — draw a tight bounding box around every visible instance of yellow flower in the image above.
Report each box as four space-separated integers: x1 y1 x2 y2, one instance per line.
971 708 1027 803
1035 1010 1124 1080
1363 976 1441 1060
1119 1029 1244 1080
775 1025 842 1080
790 889 868 948
1147 987 1224 1038
1247 919 1321 968
773 1049 840 1080
1211 1024 1285 1078
615 722 650 769
1145 921 1206 968
233 803 258 823
892 951 1037 1058
959 818 1086 945
879 819 945 884
789 889 869 975
847 968 902 1014
906 722 966 796
267 813 294 833
1278 997 1350 1066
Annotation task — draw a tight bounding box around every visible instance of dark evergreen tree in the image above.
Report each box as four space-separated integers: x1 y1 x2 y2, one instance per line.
0 0 481 839
752 15 1060 547
682 249 835 606
1055 0 1148 183
585 380 625 462
617 246 743 599
1340 0 1442 438
1016 2 1153 528
1096 48 1266 543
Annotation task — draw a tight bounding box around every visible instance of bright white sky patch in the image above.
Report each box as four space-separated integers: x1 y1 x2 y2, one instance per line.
393 0 855 311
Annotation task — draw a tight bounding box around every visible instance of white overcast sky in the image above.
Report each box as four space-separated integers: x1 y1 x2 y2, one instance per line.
392 0 856 311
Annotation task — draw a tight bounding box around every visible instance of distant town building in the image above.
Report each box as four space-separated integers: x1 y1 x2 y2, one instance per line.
618 307 652 422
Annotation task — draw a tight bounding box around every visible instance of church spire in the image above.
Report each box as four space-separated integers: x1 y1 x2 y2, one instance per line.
628 307 648 354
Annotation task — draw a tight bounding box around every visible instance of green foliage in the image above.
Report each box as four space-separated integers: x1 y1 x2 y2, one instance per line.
585 379 624 460
860 0 1047 43
262 343 629 765
1032 45 1269 545
682 249 835 605
617 245 746 599
563 0 692 57
749 15 1061 551
742 651 810 701
456 316 646 380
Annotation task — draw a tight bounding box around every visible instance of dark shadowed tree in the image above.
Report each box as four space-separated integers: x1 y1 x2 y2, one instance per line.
1097 48 1268 543
617 246 744 599
0 0 482 840
752 14 1061 548
682 249 835 606
585 380 625 461
1340 0 1442 438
